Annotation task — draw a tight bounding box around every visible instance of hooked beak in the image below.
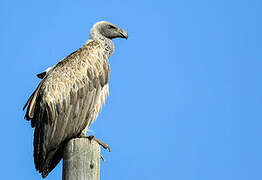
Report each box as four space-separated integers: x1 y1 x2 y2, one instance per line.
118 28 128 39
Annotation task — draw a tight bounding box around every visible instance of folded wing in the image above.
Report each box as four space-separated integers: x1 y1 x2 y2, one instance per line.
23 40 110 178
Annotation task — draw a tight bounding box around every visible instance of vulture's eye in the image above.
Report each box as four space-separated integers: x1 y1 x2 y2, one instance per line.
108 25 115 29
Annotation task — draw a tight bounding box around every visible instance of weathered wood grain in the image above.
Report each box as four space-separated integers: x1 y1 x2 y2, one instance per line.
63 138 101 180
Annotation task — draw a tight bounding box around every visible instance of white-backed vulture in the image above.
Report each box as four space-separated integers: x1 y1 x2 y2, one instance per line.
23 21 128 178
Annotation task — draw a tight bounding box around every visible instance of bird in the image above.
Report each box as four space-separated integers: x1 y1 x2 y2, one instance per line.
23 21 128 178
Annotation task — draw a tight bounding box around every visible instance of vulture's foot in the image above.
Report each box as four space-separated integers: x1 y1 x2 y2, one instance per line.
80 135 111 153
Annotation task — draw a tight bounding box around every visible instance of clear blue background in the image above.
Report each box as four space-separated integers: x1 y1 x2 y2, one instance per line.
1 0 261 179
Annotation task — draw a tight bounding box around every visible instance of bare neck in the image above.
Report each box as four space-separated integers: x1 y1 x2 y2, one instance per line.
90 32 114 58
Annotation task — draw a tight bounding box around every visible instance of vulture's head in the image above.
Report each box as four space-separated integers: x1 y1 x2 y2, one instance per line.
90 21 128 40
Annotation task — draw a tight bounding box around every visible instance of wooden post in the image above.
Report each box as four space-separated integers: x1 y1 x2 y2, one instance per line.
63 138 101 180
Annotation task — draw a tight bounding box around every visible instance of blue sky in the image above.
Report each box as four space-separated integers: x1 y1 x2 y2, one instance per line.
1 0 262 179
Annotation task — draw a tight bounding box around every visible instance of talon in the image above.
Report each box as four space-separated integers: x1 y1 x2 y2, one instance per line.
81 135 111 152
94 138 111 152
100 155 105 161
87 135 94 142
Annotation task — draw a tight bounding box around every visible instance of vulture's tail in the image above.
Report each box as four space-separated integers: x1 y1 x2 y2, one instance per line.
34 136 64 178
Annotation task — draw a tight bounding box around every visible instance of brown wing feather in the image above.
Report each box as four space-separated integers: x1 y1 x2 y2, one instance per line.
23 40 110 178
36 71 46 79
23 79 47 123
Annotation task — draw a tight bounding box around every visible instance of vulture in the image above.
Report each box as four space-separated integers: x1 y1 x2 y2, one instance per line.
23 21 128 178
